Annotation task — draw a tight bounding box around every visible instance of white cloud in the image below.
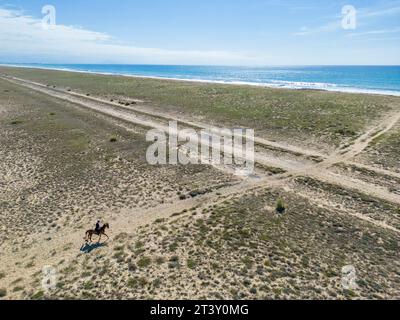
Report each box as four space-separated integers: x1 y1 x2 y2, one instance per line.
360 4 400 18
293 21 341 36
0 7 264 65
347 27 400 37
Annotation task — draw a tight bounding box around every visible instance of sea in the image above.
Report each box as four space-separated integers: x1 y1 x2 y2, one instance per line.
2 64 400 96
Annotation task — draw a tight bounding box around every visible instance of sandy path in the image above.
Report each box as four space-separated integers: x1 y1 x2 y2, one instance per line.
293 189 400 234
344 161 400 179
304 104 400 204
307 169 400 204
324 107 400 165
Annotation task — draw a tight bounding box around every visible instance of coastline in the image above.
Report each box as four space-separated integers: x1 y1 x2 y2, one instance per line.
1 63 400 97
1 62 400 300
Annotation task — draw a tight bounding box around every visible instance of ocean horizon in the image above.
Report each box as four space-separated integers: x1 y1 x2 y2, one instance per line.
2 63 400 96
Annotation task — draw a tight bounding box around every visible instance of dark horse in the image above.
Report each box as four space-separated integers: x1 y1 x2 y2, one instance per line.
84 223 110 243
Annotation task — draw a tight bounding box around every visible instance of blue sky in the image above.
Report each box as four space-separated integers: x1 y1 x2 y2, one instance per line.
0 0 399 65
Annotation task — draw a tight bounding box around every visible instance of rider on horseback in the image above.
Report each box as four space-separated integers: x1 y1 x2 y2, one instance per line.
95 220 101 235
85 221 110 243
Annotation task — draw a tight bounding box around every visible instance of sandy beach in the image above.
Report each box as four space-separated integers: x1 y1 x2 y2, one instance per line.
0 66 399 300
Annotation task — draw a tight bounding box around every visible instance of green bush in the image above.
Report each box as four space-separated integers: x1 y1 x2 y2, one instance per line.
187 259 197 269
276 198 286 214
31 291 44 300
137 256 152 268
0 288 6 298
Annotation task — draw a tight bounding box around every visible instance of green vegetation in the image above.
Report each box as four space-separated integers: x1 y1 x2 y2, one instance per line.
363 124 400 172
31 291 44 300
135 241 144 249
12 286 24 292
187 259 197 269
137 256 152 268
155 256 165 265
127 277 148 288
127 278 136 288
276 198 286 214
0 288 6 298
83 281 94 290
2 66 398 147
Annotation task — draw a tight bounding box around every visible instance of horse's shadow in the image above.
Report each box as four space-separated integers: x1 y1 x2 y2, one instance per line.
80 242 107 254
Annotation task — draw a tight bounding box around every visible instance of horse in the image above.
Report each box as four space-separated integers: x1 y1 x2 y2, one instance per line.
84 223 110 243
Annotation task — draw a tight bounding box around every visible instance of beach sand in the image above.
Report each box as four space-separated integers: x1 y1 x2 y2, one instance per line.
0 66 399 300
